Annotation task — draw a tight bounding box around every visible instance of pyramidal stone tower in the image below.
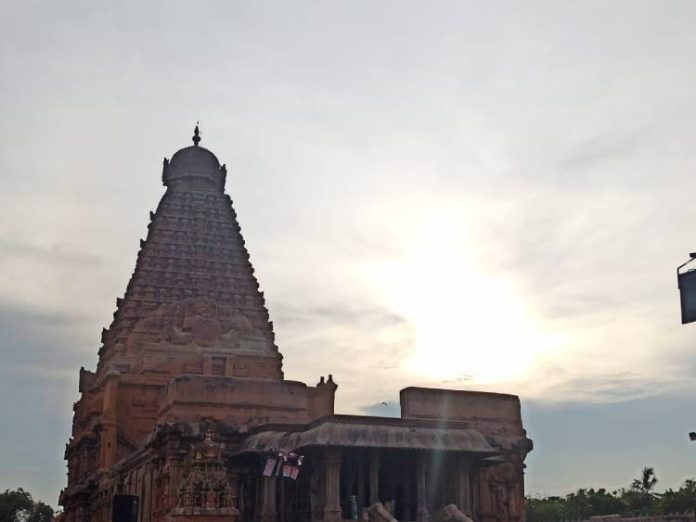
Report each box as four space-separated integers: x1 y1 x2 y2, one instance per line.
60 128 532 522
98 125 281 381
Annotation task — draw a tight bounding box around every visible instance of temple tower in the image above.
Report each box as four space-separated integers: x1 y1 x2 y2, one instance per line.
98 125 282 380
62 129 339 520
60 128 530 522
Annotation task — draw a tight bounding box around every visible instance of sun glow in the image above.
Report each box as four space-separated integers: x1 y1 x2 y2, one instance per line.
365 212 557 385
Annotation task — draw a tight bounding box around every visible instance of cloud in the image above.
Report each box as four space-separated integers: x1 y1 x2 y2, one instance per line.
3 0 696 506
361 401 401 417
534 373 691 404
557 131 647 174
273 301 409 332
0 236 104 268
0 302 80 506
0 300 90 368
273 297 418 409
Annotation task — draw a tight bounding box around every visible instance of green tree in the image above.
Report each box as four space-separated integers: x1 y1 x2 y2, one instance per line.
527 489 627 521
565 488 625 518
0 489 34 522
632 467 658 495
526 495 566 522
0 490 53 522
27 503 54 522
656 479 696 514
526 469 696 520
624 467 659 513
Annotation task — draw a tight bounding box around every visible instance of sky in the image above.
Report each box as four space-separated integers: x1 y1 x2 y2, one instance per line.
2 0 696 506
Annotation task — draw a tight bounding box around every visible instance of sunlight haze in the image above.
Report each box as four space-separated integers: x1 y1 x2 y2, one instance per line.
2 0 696 506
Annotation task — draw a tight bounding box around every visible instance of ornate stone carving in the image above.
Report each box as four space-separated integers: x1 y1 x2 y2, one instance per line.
131 297 268 352
173 429 239 518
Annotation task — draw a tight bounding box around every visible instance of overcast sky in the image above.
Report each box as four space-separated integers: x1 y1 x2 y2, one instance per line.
3 0 696 506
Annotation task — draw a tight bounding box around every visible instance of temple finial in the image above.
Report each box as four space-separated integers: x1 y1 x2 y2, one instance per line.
192 122 201 146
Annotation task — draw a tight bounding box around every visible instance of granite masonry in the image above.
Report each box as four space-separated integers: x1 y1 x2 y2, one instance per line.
59 128 533 522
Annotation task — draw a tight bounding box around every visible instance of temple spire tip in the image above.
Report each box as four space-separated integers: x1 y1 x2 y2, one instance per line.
192 122 201 146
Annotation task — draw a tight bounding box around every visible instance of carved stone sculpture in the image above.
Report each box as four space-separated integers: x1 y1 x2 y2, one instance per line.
173 429 239 519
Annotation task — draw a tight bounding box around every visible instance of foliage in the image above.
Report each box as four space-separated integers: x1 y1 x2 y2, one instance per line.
527 488 627 521
631 467 658 495
527 495 569 522
27 503 54 522
0 489 53 522
565 488 626 519
527 469 696 521
622 466 660 513
659 479 696 515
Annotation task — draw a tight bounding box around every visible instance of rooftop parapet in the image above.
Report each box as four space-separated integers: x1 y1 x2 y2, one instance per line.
400 386 522 422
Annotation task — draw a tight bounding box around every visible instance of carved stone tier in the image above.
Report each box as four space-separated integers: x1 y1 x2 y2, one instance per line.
97 142 279 379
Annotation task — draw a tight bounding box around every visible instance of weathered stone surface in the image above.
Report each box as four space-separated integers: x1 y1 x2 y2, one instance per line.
59 129 532 522
363 502 398 522
432 504 475 522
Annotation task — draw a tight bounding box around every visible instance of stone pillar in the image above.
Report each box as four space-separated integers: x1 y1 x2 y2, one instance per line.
416 454 430 522
404 465 415 521
260 476 277 522
142 466 152 522
135 468 143 522
166 441 183 509
510 460 525 520
357 455 366 512
99 375 119 469
471 465 481 519
310 458 325 521
324 447 342 522
455 454 473 516
368 449 379 505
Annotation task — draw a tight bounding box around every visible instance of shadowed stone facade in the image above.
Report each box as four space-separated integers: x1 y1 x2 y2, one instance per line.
60 128 533 522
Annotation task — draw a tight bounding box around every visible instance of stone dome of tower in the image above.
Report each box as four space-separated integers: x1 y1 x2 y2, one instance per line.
163 125 226 191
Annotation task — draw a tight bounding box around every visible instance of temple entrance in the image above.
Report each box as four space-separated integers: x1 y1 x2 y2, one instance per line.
337 448 458 521
375 450 419 521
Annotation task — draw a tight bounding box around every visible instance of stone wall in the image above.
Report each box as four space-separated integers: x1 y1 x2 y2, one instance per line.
399 386 526 443
400 387 522 421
